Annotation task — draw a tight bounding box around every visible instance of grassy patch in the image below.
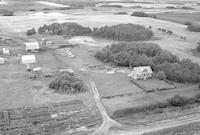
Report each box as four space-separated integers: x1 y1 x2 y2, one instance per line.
143 122 200 135
112 94 200 118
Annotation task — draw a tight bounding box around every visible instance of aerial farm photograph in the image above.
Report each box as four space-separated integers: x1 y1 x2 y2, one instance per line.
0 0 200 134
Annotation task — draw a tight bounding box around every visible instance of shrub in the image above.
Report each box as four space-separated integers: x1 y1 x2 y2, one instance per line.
92 23 153 41
187 23 200 32
155 71 166 80
168 95 188 107
185 21 192 26
49 72 87 94
26 28 36 36
131 11 150 17
196 42 200 52
29 9 36 11
114 12 128 15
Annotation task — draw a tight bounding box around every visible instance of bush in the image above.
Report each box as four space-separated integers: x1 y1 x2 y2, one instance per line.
114 12 128 15
92 23 153 41
155 71 166 80
49 72 87 94
131 11 150 17
196 42 200 52
187 23 200 32
168 95 188 107
26 28 36 36
185 21 192 26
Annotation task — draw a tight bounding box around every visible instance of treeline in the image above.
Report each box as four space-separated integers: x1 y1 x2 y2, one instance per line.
92 24 153 41
38 22 92 36
0 9 14 16
34 23 153 41
131 11 157 18
113 94 200 118
95 43 200 83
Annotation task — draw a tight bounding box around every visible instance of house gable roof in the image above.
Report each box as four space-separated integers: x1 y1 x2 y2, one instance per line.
132 66 153 74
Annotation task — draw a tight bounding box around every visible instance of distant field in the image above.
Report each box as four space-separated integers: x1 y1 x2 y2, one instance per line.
153 12 200 25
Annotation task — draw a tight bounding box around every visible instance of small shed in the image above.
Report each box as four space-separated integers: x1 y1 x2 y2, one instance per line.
21 55 36 64
24 42 40 52
0 57 5 64
2 48 10 54
128 66 153 80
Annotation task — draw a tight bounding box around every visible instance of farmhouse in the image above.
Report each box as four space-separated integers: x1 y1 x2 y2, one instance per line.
128 66 153 80
24 42 40 52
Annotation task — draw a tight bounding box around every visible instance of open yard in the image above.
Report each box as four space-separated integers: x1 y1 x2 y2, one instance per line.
131 78 175 92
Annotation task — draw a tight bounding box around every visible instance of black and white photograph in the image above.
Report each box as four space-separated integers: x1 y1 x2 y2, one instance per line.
0 0 200 134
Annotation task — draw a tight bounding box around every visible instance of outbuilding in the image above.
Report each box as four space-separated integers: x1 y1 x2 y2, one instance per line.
2 48 10 54
21 55 36 70
128 66 153 80
24 42 40 52
0 57 5 64
21 55 36 64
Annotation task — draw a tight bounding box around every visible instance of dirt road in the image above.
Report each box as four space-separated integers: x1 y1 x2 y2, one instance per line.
90 82 121 135
88 81 200 135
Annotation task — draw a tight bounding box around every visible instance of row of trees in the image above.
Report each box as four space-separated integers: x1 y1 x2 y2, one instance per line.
95 43 200 83
0 9 14 16
38 22 92 36
92 24 153 41
32 23 153 41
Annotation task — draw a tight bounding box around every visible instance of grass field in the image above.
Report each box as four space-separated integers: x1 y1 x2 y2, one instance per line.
143 121 200 135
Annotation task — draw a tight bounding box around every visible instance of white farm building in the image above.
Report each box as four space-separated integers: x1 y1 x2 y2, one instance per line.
128 66 153 80
24 42 40 52
21 55 36 64
0 57 5 64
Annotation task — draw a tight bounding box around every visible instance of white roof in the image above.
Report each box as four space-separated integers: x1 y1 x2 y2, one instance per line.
21 55 36 64
132 66 153 74
25 42 40 50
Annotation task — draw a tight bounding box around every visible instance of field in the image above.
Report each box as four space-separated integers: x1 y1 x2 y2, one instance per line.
143 121 200 135
1 0 200 134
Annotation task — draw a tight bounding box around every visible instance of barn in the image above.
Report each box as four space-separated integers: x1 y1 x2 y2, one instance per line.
24 42 40 52
128 66 153 80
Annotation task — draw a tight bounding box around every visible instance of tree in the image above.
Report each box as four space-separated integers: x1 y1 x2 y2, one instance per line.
155 70 166 80
26 28 36 36
196 42 200 52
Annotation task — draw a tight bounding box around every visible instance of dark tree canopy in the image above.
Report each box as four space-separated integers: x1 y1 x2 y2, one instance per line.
95 42 200 83
36 23 153 41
